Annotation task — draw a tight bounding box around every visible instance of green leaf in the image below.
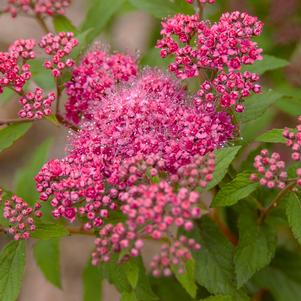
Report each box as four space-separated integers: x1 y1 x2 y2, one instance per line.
0 89 14 104
285 192 301 245
253 249 301 301
124 259 139 289
120 292 137 301
53 15 77 33
243 55 288 74
80 0 125 44
238 90 283 124
212 172 259 207
201 296 233 301
172 259 197 298
0 241 26 301
129 0 194 18
256 129 288 143
140 48 173 70
0 123 32 153
194 217 249 300
83 259 103 301
234 207 277 288
29 59 55 90
15 138 53 205
34 239 61 288
205 146 241 190
31 222 70 239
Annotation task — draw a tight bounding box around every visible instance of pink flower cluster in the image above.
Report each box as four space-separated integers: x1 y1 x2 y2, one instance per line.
0 39 35 94
250 150 287 189
150 236 200 277
186 0 215 4
40 32 78 78
18 88 55 119
3 0 71 18
65 49 137 124
195 71 261 113
157 11 263 78
2 195 42 240
283 117 301 161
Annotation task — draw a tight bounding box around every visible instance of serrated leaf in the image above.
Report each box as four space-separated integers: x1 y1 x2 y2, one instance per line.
201 296 232 301
15 138 53 205
31 222 70 239
234 207 277 288
256 129 288 143
34 239 61 288
238 90 283 124
285 192 301 245
243 55 288 74
120 291 137 301
205 146 241 190
83 259 103 301
253 249 301 301
172 259 197 298
212 172 258 207
194 217 249 300
0 123 32 153
80 0 125 44
129 0 194 18
53 15 77 33
124 259 139 289
0 241 26 301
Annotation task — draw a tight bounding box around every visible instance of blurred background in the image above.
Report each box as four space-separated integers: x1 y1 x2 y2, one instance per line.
0 0 301 300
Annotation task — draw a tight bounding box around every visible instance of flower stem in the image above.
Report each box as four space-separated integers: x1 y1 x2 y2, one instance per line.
35 14 50 34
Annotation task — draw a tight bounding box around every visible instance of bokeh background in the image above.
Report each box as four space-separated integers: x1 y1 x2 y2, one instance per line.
0 0 301 300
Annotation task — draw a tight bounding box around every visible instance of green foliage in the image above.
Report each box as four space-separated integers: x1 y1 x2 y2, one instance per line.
212 172 259 207
15 138 53 205
285 192 301 245
120 291 137 301
29 59 55 90
256 129 288 143
128 0 194 18
82 260 103 301
205 146 241 190
53 15 77 33
34 239 61 288
0 241 26 301
31 222 70 239
234 206 277 288
0 123 32 153
201 296 233 301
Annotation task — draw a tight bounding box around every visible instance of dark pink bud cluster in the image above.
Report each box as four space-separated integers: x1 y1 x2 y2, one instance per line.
171 153 215 189
18 88 55 119
39 32 78 78
92 223 144 265
3 0 71 18
157 12 263 79
65 49 137 124
150 236 200 277
120 182 201 239
2 195 42 240
0 39 35 94
250 150 287 189
283 116 301 161
195 71 261 113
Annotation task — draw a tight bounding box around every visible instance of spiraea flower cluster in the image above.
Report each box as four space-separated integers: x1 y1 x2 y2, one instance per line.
0 32 78 120
150 236 201 277
65 49 137 124
40 32 78 78
2 195 42 240
283 116 301 161
3 0 71 18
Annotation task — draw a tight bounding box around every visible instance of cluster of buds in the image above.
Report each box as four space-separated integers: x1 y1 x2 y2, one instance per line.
283 117 301 161
39 32 78 77
195 71 261 113
3 0 71 18
92 223 144 265
65 49 137 124
250 150 287 189
150 236 201 277
2 195 42 240
18 88 55 119
157 12 263 79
